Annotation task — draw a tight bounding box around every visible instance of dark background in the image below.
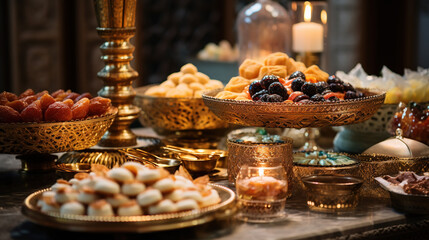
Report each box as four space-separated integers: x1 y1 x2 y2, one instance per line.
0 0 428 95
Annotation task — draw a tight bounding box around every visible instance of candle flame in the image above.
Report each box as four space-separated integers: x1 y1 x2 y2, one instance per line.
321 10 327 24
258 168 264 177
304 1 312 22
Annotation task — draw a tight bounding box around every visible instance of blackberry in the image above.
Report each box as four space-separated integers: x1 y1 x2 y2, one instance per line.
301 82 317 97
260 94 283 102
344 91 357 100
291 77 306 92
293 94 310 102
310 94 325 102
327 75 343 84
288 71 306 81
252 89 268 101
343 82 355 92
260 75 279 89
315 81 329 94
249 81 264 96
268 82 289 100
329 83 344 92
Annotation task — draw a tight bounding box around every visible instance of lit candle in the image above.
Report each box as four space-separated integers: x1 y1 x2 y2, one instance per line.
292 1 324 52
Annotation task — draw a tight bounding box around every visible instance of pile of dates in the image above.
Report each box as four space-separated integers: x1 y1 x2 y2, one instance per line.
0 89 111 123
248 72 364 103
391 102 429 145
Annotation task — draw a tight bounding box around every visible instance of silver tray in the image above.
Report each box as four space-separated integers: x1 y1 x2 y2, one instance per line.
22 184 236 232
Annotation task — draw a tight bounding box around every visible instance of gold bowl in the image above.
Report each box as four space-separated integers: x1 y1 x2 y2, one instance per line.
177 153 219 174
134 86 229 138
302 175 363 212
0 108 117 154
202 88 385 128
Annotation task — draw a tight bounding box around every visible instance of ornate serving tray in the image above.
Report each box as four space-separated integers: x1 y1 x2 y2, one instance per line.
202 88 385 128
0 108 117 154
22 184 236 233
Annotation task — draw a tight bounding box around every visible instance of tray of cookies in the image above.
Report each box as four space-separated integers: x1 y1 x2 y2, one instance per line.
22 163 236 233
0 89 117 154
202 52 385 128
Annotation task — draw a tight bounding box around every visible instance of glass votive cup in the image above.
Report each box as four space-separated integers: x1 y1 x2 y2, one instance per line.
235 165 288 223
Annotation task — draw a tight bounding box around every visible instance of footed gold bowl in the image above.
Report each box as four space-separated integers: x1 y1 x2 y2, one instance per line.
0 108 117 154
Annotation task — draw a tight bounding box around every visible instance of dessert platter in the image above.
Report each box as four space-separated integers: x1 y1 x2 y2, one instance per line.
202 52 386 128
22 162 235 232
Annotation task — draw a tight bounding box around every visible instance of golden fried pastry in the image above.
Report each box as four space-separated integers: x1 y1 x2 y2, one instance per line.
263 52 289 66
179 73 198 85
204 80 224 90
239 59 263 79
195 72 210 84
258 65 287 79
180 63 198 74
285 58 306 75
304 65 330 82
224 77 250 93
145 86 168 97
214 90 241 100
167 72 183 85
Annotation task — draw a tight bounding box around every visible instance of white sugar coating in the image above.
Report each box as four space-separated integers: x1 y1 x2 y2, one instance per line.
165 189 184 202
107 168 134 182
121 181 145 196
40 201 59 214
77 191 98 204
106 194 129 208
136 169 161 183
118 203 143 216
122 161 146 170
148 199 177 214
199 189 221 208
137 189 162 207
176 199 199 211
69 178 80 185
51 183 70 192
173 178 194 189
78 177 98 190
182 190 203 202
55 190 78 204
60 202 85 215
94 179 120 194
88 201 114 216
152 178 175 193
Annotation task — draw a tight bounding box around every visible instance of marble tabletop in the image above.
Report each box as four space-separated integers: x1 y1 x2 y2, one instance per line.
1 129 429 240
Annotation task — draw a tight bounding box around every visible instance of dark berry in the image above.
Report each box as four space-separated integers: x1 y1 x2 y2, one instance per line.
327 75 343 84
321 89 332 95
301 82 317 97
293 94 310 102
355 91 364 98
327 96 340 102
343 82 355 92
410 102 425 116
329 83 344 92
288 71 306 81
249 81 264 96
315 81 329 94
260 75 279 89
297 99 311 104
344 91 357 100
310 94 325 102
291 77 306 91
252 89 268 101
260 94 283 102
268 82 289 100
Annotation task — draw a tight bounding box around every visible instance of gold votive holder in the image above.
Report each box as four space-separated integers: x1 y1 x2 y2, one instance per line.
236 165 288 223
227 136 293 195
302 175 363 212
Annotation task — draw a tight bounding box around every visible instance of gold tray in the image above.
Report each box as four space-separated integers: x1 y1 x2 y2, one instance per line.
202 88 385 128
22 184 236 233
0 108 117 154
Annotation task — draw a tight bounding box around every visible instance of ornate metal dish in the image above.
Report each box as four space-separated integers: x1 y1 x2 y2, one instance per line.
134 86 229 138
22 184 235 233
0 108 117 154
202 88 385 128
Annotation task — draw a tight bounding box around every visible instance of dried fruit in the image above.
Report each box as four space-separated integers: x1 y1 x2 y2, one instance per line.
21 100 43 122
310 94 325 102
64 92 80 101
71 98 90 120
249 81 264 97
293 94 310 102
327 75 343 84
62 99 74 108
268 82 288 100
39 94 56 112
45 102 72 122
21 95 37 105
6 100 28 113
288 71 306 81
301 82 317 97
19 89 35 99
252 89 268 101
35 90 49 99
0 93 8 105
260 75 279 89
0 105 21 123
88 97 111 116
75 92 93 102
344 91 357 100
291 77 306 92
55 92 69 101
2 91 18 102
51 89 65 98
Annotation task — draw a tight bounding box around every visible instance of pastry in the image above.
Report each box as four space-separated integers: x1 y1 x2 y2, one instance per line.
88 200 114 216
148 199 177 214
239 59 263 79
121 180 146 196
137 189 163 207
152 178 175 193
54 185 78 204
94 179 120 195
200 189 221 208
136 169 164 183
77 187 98 204
181 190 203 203
117 200 143 216
176 199 199 211
60 201 85 215
106 194 129 208
107 168 134 183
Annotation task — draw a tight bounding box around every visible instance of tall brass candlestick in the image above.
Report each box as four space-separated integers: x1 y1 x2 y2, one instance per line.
93 0 140 147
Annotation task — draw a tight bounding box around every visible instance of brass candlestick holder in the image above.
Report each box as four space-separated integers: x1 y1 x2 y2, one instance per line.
94 0 140 147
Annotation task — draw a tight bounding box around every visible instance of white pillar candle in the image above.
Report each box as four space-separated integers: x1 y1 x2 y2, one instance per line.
292 22 324 52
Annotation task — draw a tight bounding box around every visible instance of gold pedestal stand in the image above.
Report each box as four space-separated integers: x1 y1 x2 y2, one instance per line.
59 0 151 167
